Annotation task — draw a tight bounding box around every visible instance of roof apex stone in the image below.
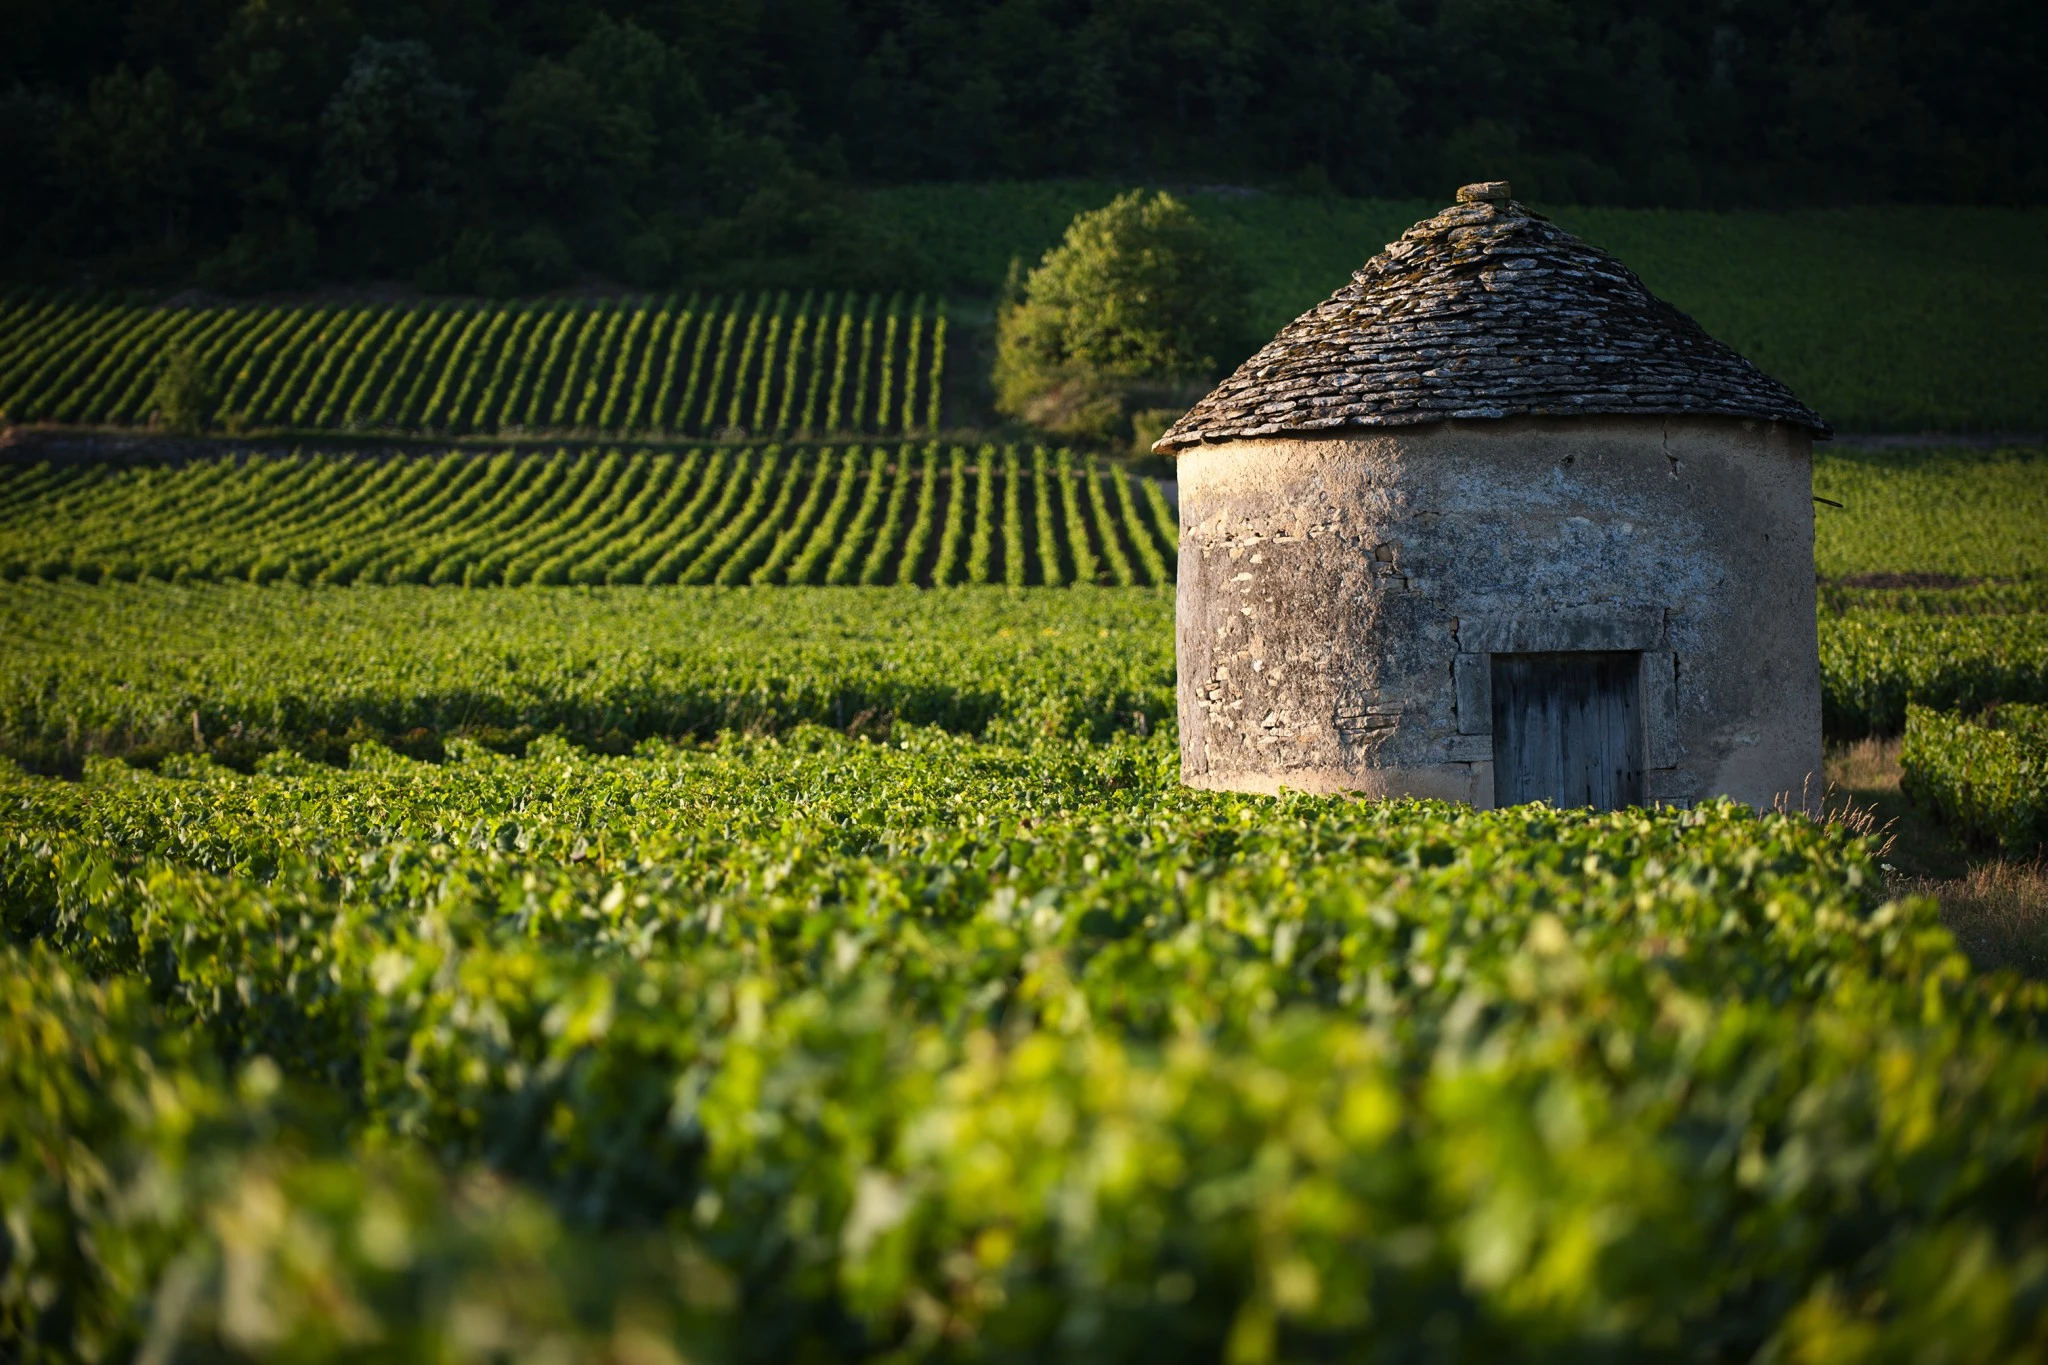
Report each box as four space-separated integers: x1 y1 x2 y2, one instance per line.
1154 187 1829 453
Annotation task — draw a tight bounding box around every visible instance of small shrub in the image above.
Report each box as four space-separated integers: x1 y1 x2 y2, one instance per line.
148 343 219 434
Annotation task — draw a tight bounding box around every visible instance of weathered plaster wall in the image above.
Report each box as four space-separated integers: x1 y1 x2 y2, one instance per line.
1176 415 1821 808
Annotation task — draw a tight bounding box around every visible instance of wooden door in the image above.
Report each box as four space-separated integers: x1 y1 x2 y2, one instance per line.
1490 652 1645 810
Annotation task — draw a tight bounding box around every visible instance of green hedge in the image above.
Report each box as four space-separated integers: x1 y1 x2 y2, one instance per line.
1902 703 2048 853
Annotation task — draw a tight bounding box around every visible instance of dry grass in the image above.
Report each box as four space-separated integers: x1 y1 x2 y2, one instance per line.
1823 735 2048 974
1828 735 1906 794
1900 860 2048 976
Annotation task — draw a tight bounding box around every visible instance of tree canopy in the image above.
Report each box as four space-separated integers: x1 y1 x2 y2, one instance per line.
1 1 2042 291
995 191 1250 443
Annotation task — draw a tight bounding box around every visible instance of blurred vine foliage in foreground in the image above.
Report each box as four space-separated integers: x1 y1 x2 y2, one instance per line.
5 589 2048 1358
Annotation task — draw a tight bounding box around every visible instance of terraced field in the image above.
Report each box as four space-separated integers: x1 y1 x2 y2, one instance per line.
0 290 945 438
0 445 1176 588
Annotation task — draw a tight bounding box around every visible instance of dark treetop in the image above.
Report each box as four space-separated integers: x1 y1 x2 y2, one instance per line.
1155 182 1830 453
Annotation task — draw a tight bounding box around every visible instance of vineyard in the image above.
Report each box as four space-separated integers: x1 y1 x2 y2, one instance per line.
6 440 2041 595
0 445 1176 588
7 583 2048 1360
0 290 947 438
1818 611 2048 735
3 444 2047 750
1902 702 2048 853
0 571 2043 782
0 584 1174 771
1813 445 2048 583
1807 445 2048 733
2 428 2046 1358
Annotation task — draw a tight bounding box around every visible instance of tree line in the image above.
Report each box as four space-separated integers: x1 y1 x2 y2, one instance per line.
1 0 2041 294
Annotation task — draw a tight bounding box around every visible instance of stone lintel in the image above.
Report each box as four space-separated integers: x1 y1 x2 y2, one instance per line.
1444 733 1493 763
1450 614 1678 752
1455 606 1665 655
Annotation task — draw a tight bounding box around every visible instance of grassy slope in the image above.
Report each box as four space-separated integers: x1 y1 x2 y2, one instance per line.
868 183 2048 433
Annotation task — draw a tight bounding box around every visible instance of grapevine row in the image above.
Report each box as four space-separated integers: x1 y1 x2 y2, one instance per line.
0 446 1180 589
0 294 948 440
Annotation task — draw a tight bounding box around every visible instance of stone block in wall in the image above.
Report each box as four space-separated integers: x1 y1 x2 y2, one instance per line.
1466 760 1495 809
1444 733 1493 762
1456 606 1666 655
1646 767 1694 806
1642 651 1679 767
1454 655 1491 733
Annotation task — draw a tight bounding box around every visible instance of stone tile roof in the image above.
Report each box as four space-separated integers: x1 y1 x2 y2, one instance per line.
1154 182 1829 452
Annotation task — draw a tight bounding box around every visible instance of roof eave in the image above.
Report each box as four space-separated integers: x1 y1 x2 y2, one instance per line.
1154 406 1831 454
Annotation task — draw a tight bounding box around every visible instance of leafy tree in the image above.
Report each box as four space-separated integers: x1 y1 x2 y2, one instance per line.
565 14 709 166
0 85 65 257
193 0 358 290
7 2 2047 289
489 19 705 253
319 38 471 215
54 64 203 254
318 37 471 272
492 60 643 206
686 168 932 291
194 217 317 294
420 224 574 298
994 190 1249 443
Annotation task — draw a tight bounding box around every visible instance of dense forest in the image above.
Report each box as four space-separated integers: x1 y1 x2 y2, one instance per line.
2 0 2042 293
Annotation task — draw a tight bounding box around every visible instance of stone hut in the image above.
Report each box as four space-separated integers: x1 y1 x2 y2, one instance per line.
1154 182 1830 811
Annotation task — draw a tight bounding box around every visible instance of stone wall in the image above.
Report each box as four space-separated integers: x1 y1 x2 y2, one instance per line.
1175 414 1821 808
